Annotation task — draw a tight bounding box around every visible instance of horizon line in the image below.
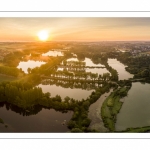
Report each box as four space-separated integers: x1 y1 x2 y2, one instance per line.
0 40 150 43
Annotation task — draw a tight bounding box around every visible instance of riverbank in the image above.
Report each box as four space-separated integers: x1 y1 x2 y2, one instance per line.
101 86 130 132
88 90 113 132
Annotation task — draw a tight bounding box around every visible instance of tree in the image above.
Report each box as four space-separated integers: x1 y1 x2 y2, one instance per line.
81 118 91 127
45 92 51 98
27 68 31 74
67 120 77 129
82 101 90 110
71 128 83 132
63 60 67 66
64 96 70 103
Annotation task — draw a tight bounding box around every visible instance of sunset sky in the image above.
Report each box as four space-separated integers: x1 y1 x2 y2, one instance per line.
1 18 150 42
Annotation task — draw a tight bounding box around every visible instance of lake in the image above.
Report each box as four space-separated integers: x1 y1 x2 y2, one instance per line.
38 84 94 101
86 68 109 75
108 58 133 80
17 60 46 74
42 50 64 57
57 67 109 76
0 104 73 132
62 57 109 75
66 57 104 67
116 82 150 131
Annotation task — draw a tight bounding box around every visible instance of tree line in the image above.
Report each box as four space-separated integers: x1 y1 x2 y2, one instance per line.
0 66 21 77
0 79 117 132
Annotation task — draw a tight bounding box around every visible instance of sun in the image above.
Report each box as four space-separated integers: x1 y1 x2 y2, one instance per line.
37 30 49 41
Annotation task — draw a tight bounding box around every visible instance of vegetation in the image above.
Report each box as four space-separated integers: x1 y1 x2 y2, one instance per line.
1 42 150 133
0 66 22 77
0 74 18 82
107 51 150 83
0 78 116 132
42 79 99 90
101 82 131 132
0 118 4 124
67 82 117 132
120 126 150 133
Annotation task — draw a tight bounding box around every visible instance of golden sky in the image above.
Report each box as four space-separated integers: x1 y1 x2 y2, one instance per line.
1 18 150 41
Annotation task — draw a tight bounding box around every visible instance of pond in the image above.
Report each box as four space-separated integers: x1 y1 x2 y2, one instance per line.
116 82 150 131
0 104 73 132
57 67 109 75
42 50 64 57
17 60 46 74
37 84 94 101
88 89 113 132
66 57 104 67
86 68 109 75
66 57 78 62
63 57 108 75
108 58 133 80
71 53 77 57
83 58 104 67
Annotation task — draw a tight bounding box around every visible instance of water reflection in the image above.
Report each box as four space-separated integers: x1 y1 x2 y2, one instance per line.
57 68 109 75
0 102 42 116
57 67 86 72
63 57 108 75
86 68 109 74
108 58 133 80
66 57 105 67
41 79 102 90
116 82 150 131
42 50 64 57
67 58 78 62
83 58 104 67
71 53 77 57
0 102 73 132
38 82 95 101
17 60 46 74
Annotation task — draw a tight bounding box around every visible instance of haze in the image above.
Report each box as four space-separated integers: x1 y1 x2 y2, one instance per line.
1 18 150 42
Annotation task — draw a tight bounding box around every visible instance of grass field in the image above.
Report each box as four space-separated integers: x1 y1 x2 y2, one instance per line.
101 87 129 132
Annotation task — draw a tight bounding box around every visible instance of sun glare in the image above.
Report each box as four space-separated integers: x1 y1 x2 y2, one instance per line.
37 30 49 41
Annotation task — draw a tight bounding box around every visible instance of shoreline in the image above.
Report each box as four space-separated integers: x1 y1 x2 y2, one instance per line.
88 89 113 132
